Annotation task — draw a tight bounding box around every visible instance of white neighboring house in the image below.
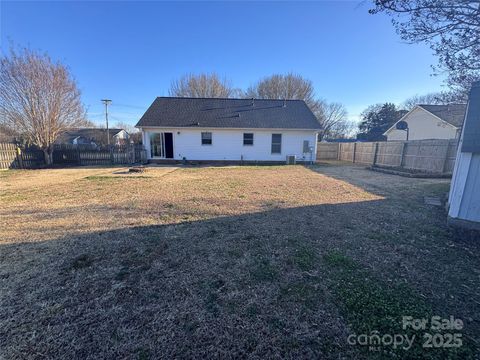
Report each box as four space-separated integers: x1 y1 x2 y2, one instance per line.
384 104 466 141
136 97 321 163
56 128 130 146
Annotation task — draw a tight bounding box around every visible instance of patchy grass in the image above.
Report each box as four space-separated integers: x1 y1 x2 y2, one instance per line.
0 191 28 201
420 182 451 197
84 175 123 181
324 250 476 359
84 175 150 181
0 164 479 359
0 169 16 178
278 278 322 309
68 253 94 271
249 256 279 282
291 245 318 272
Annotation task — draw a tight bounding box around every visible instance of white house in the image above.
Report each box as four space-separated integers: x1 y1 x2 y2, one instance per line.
56 128 130 146
448 81 480 231
384 104 466 141
136 97 321 163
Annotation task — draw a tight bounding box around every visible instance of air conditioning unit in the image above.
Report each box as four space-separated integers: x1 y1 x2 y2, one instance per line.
286 155 296 165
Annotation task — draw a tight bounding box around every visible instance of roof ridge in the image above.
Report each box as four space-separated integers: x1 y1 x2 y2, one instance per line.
66 128 124 132
155 96 305 102
418 103 467 107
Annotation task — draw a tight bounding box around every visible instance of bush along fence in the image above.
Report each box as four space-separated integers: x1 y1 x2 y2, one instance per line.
0 143 147 170
317 139 458 176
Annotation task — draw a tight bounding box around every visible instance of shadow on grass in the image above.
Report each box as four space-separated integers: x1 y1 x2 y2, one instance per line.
0 200 479 359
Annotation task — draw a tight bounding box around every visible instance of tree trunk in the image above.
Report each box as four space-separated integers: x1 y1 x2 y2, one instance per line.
43 148 53 166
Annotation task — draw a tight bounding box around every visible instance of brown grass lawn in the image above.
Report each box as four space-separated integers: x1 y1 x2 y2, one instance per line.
0 164 479 359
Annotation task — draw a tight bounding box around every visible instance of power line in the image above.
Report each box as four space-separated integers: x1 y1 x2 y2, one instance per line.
88 113 105 118
110 103 146 110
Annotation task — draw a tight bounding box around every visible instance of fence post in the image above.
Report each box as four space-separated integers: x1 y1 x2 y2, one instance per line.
110 146 115 164
411 142 420 171
337 143 341 161
352 143 357 163
440 140 451 174
373 142 379 166
400 141 408 168
16 147 24 169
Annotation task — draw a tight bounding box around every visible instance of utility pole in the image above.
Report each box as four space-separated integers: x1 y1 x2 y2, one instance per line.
101 99 112 145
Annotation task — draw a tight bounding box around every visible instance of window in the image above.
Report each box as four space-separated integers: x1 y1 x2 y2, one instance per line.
271 134 282 154
303 140 310 153
201 132 212 145
243 133 254 146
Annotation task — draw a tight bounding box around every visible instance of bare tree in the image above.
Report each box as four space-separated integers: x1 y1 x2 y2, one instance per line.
400 91 461 110
169 73 237 98
82 118 96 128
370 0 480 97
245 73 317 109
0 47 86 164
316 100 354 140
245 73 354 136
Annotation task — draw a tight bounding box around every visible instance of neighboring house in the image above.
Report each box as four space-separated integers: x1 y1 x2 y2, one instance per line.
56 128 129 146
136 97 321 163
384 104 466 141
448 81 480 231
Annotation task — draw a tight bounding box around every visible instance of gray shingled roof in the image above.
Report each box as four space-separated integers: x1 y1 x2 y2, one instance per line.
418 104 466 127
136 97 321 130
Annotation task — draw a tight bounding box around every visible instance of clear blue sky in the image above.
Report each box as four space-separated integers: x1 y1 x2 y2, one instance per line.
1 1 447 127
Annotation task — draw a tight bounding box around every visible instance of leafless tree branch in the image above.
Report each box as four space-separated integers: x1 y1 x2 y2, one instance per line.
371 0 480 95
0 47 87 164
169 73 237 98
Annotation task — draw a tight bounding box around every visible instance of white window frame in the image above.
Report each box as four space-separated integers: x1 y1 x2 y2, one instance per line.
271 133 282 154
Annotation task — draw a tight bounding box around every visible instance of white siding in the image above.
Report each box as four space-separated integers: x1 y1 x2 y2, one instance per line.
449 152 480 223
386 108 458 141
114 130 129 140
113 130 129 144
141 127 318 162
448 112 480 225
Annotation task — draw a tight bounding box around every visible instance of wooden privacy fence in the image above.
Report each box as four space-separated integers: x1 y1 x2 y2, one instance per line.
0 143 44 169
0 143 147 169
316 143 339 160
317 139 458 175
